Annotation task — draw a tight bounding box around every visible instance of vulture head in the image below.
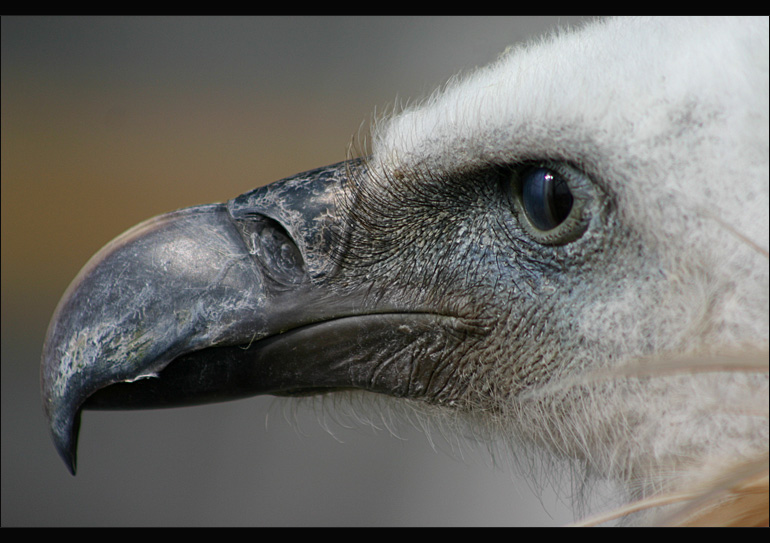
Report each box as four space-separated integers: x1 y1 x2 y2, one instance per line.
41 17 768 525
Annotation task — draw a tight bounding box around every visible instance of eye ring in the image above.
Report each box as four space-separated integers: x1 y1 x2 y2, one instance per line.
509 162 592 245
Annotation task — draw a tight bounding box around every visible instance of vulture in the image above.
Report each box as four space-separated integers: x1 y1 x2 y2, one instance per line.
41 16 768 525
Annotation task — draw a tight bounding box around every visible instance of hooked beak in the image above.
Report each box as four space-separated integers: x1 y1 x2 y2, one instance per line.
42 159 458 474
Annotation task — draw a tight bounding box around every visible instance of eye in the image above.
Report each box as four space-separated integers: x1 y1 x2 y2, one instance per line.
521 167 573 231
510 162 592 245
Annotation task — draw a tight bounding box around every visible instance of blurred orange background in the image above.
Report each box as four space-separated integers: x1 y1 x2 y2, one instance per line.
3 16 592 526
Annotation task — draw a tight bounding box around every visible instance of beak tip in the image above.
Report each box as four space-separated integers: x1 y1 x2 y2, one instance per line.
60 448 78 476
46 402 80 476
58 432 78 476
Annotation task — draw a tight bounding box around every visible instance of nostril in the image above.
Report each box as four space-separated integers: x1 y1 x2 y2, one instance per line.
251 218 307 285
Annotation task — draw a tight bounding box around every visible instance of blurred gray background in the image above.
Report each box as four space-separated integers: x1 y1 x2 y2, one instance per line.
2 15 595 526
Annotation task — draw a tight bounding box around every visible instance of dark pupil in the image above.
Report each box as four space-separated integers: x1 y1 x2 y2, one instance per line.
521 167 574 231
